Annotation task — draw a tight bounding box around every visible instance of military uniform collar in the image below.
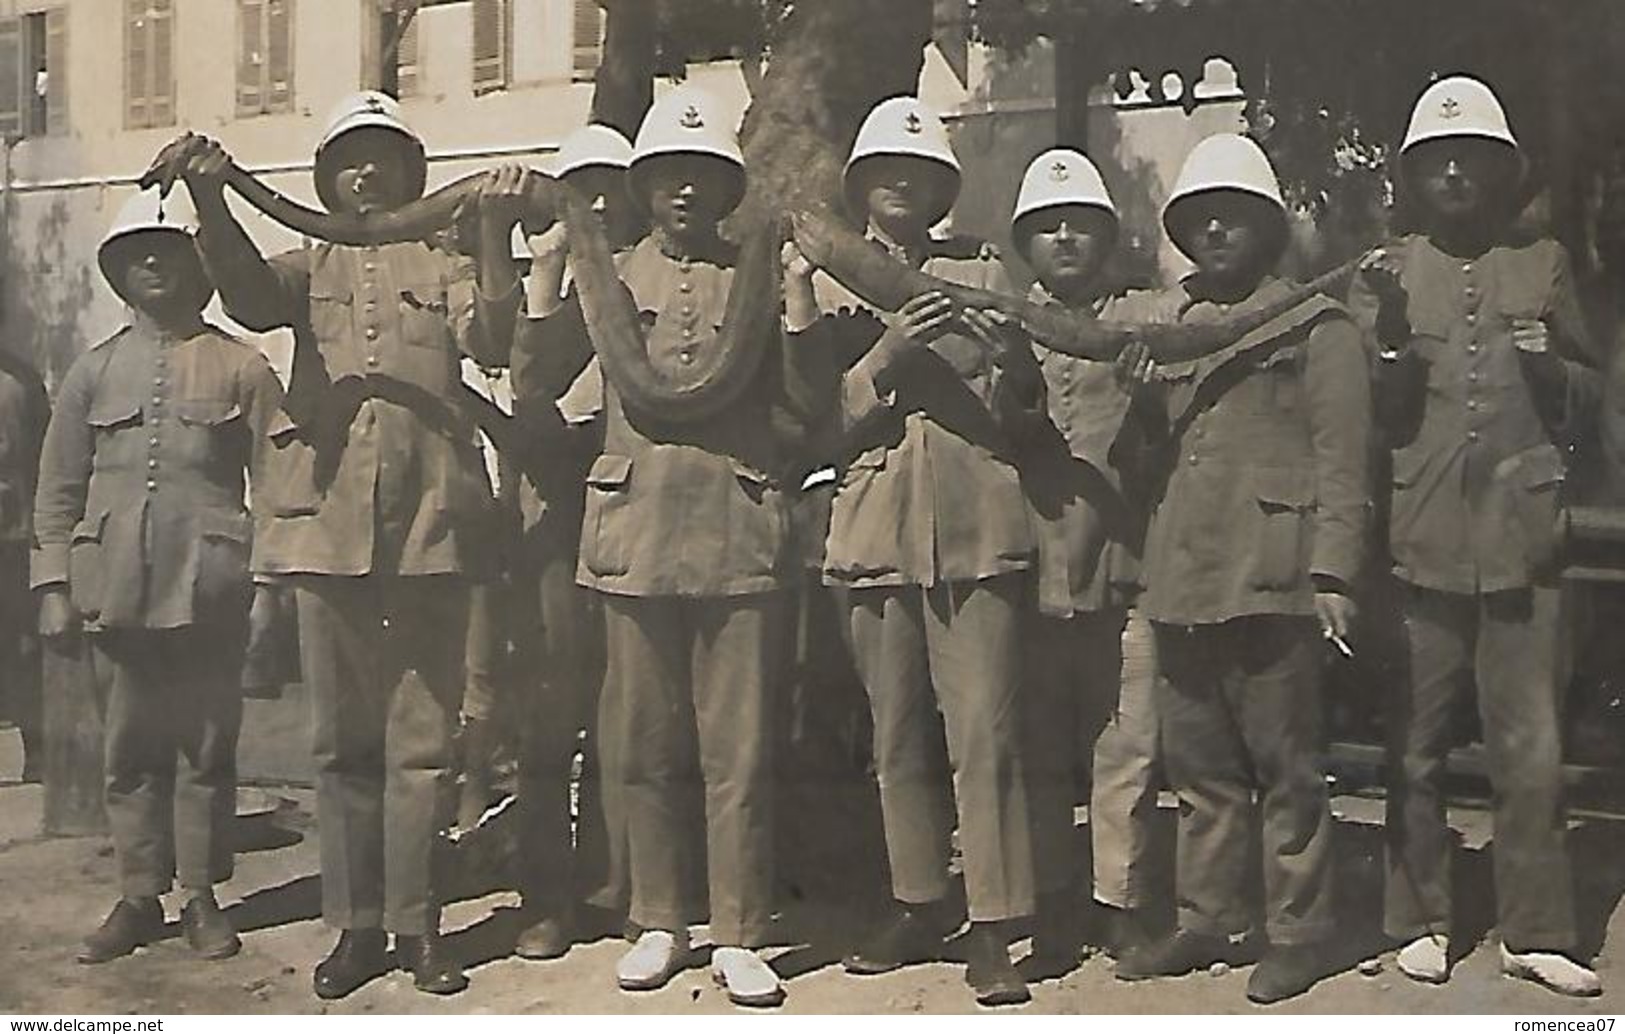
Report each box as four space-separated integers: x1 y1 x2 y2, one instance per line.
1029 278 1107 317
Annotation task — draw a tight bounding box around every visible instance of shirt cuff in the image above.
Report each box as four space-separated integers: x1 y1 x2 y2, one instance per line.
30 545 67 590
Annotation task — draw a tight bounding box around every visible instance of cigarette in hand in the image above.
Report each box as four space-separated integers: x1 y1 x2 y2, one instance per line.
1325 631 1354 658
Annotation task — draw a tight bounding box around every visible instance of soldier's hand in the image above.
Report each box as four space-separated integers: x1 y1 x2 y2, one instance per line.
788 211 837 271
1114 340 1157 388
1358 246 1407 304
479 164 533 229
1511 316 1551 356
781 240 816 282
960 307 1021 363
1314 591 1358 647
526 221 569 263
37 588 78 640
180 134 236 196
885 291 955 343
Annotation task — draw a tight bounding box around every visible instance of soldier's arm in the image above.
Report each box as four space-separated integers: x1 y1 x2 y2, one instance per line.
1302 315 1374 592
237 349 287 512
193 190 310 332
448 252 516 369
29 356 96 591
1346 263 1425 445
1526 244 1604 441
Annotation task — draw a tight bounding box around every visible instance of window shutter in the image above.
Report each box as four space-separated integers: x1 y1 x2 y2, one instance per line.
150 0 173 126
471 0 507 94
125 0 147 128
572 0 602 77
266 0 292 112
44 7 66 135
0 17 19 139
237 0 264 115
396 11 419 97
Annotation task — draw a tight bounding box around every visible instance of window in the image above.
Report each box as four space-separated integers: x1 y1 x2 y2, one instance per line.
126 0 174 130
237 0 295 117
471 0 509 95
0 7 67 139
395 12 419 98
571 0 603 79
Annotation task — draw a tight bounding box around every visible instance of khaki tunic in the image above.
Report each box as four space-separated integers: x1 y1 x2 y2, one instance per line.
206 240 506 578
31 324 282 629
1346 234 1600 592
816 242 1035 587
1139 278 1372 625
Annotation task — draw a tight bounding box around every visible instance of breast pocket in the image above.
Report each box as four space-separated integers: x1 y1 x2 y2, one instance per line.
581 453 634 577
176 399 246 463
397 278 457 351
1493 443 1566 577
1249 468 1314 592
309 284 355 344
87 399 143 434
727 458 786 578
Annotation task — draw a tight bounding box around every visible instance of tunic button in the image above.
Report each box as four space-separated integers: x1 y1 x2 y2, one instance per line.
1465 314 1475 324
366 327 379 340
1188 455 1198 466
682 328 695 340
1467 400 1478 411
148 436 159 446
1468 431 1480 442
1461 262 1473 273
679 350 694 365
679 282 692 294
152 397 164 407
365 301 378 313
364 261 377 273
1467 345 1479 355
146 479 157 491
367 356 380 368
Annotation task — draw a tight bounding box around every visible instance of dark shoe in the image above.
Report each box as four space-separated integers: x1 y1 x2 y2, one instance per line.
1023 897 1081 982
1116 929 1237 981
180 895 241 960
844 904 950 975
395 932 469 995
1101 905 1157 960
312 929 390 1000
965 924 1030 1007
515 912 572 961
78 898 164 964
1247 943 1332 1005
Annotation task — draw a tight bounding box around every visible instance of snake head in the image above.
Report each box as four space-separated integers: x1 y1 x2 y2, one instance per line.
138 132 200 197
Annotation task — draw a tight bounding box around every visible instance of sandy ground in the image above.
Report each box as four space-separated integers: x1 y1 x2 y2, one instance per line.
2 728 1623 1016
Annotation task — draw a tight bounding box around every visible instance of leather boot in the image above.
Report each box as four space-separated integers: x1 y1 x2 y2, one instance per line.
312 929 389 1000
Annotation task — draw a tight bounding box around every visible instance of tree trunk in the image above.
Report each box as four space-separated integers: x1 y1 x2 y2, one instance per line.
736 0 934 223
589 0 935 223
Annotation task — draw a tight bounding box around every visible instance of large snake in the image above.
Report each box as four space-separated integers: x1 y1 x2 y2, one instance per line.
141 134 1363 417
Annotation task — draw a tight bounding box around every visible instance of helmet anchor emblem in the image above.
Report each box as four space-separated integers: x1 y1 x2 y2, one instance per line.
1049 161 1070 182
903 112 923 135
1439 96 1462 119
679 105 705 130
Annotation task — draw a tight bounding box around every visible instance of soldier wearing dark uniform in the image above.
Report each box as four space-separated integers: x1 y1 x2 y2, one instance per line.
33 188 282 965
1115 134 1372 1005
177 91 525 997
516 87 797 1007
0 347 46 783
1351 76 1603 997
787 96 1038 1007
1004 148 1167 972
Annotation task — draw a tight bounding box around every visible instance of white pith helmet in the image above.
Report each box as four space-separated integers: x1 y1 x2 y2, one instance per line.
844 96 961 225
314 90 427 213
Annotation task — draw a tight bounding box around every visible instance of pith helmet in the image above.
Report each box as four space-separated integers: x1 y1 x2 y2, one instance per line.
1162 133 1287 251
1401 75 1518 154
844 96 961 224
552 123 634 178
314 90 427 213
1012 148 1118 226
98 186 202 292
629 86 746 214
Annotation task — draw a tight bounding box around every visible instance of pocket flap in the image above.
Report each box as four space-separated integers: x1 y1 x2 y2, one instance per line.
586 453 632 489
1255 468 1314 510
87 399 143 428
197 510 252 543
71 509 109 543
176 399 243 426
729 458 772 487
266 409 300 441
1495 443 1566 491
846 447 888 473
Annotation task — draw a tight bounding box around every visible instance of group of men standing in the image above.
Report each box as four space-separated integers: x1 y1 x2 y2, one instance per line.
1 67 1610 1010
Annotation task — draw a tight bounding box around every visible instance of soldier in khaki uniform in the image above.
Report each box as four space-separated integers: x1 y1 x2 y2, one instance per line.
1351 77 1603 997
177 92 525 997
1115 135 1371 1004
1004 149 1167 972
0 349 46 783
517 88 796 1006
33 188 282 965
785 96 1037 1007
503 123 634 956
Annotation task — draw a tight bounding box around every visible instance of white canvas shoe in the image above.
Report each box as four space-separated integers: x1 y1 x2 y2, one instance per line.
1500 944 1602 997
616 929 689 991
1396 934 1450 984
711 946 786 1007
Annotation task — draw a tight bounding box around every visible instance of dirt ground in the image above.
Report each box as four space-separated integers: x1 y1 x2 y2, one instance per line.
2 728 1623 1016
